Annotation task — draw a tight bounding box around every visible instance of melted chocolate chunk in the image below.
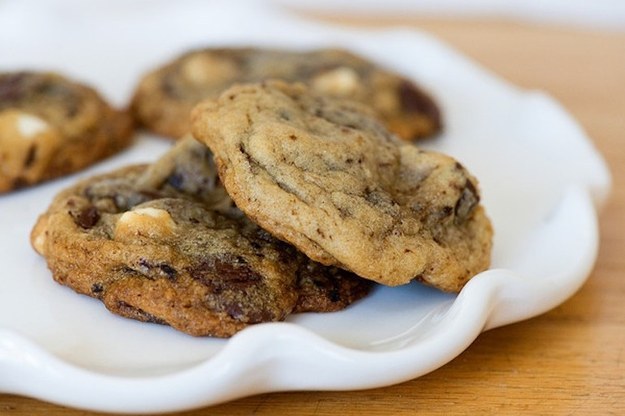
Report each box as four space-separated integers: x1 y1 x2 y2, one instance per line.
224 303 274 323
91 283 104 295
159 264 178 280
167 172 185 190
454 180 479 222
24 145 37 168
398 80 441 126
0 72 28 103
69 205 100 229
115 301 167 325
189 255 262 290
11 177 28 190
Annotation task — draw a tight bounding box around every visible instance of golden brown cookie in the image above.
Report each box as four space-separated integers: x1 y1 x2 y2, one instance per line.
131 47 441 141
31 137 371 337
191 81 492 292
0 71 134 193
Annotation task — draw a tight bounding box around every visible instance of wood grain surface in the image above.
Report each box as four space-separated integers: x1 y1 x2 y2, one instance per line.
2 13 624 416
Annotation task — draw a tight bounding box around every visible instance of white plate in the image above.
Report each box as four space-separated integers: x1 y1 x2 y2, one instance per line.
0 1 611 413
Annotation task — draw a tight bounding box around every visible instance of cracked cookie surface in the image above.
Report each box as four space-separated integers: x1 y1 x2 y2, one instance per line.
31 137 370 337
0 71 134 193
192 81 492 291
131 47 441 141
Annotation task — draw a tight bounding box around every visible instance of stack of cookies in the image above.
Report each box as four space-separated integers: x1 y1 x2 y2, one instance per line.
18 48 492 337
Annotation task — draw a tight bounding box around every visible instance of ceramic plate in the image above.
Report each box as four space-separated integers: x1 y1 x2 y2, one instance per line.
0 1 610 413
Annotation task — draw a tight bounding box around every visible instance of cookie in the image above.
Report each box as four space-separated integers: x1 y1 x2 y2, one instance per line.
0 71 134 193
31 137 370 337
131 47 441 141
191 81 492 292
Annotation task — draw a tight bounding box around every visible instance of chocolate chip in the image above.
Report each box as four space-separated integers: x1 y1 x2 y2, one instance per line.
70 205 100 229
189 255 262 289
115 301 167 325
159 264 177 280
135 259 177 280
24 145 37 168
454 180 479 222
11 177 28 190
328 289 341 303
398 81 441 127
224 303 244 320
223 302 275 323
413 273 426 283
0 72 28 103
434 205 453 221
91 283 104 294
167 172 185 190
242 308 276 324
188 255 284 323
161 73 181 98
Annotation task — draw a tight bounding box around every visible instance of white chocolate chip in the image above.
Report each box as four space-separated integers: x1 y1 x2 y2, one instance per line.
182 54 239 84
33 232 46 255
0 110 61 186
114 207 176 241
131 207 170 219
311 67 360 96
17 114 50 139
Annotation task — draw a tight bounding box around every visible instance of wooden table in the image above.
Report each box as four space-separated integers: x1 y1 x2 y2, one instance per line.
2 14 624 416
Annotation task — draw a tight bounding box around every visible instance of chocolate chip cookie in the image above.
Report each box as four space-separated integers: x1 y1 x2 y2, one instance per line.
131 47 441 141
192 81 492 292
31 137 370 337
0 71 134 193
